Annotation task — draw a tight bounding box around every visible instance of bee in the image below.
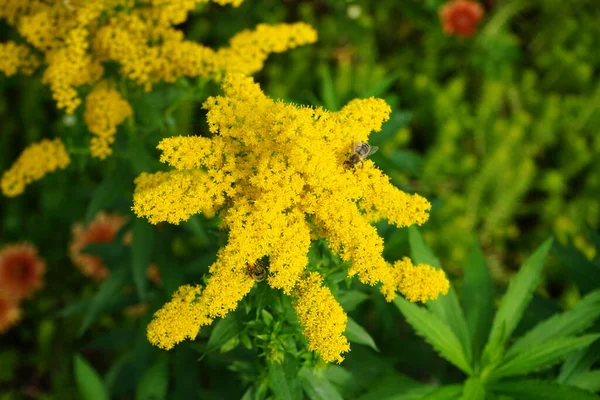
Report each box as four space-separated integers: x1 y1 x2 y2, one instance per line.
343 142 379 169
247 262 266 281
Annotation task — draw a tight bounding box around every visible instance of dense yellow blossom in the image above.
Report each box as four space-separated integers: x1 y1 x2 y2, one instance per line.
1 0 316 160
293 273 350 363
1 138 70 197
140 74 449 362
0 41 39 76
84 81 133 159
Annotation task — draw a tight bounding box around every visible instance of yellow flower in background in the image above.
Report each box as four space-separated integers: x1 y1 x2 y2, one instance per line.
1 138 70 197
0 0 317 171
84 81 133 159
0 41 39 76
139 74 449 362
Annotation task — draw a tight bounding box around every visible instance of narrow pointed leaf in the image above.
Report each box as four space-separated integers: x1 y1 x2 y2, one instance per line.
409 227 472 366
507 289 600 358
490 379 600 400
299 367 344 400
489 334 600 381
421 385 463 400
394 297 473 375
558 338 600 384
568 370 600 393
554 240 600 294
205 315 242 354
132 219 154 301
345 318 379 352
79 265 129 336
460 377 485 400
269 361 302 400
482 239 553 366
74 355 110 400
462 241 493 364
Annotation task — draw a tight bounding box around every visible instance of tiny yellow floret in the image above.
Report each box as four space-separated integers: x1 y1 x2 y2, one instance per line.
394 258 450 302
1 138 70 197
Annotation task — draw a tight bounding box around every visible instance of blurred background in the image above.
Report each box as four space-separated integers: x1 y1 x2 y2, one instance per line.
1 0 599 398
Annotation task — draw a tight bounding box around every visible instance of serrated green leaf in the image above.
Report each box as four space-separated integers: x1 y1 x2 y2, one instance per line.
269 360 302 400
558 339 600 384
205 315 242 354
568 369 600 393
489 334 600 381
421 385 464 400
409 227 472 367
136 355 168 400
299 367 344 400
394 297 473 375
462 241 494 364
74 354 109 400
507 289 600 358
345 318 379 352
490 379 600 400
482 239 553 366
132 219 154 301
79 265 129 336
460 377 485 400
554 240 600 294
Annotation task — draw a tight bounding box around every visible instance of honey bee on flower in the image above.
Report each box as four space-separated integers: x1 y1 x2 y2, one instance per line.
343 142 379 169
247 261 267 282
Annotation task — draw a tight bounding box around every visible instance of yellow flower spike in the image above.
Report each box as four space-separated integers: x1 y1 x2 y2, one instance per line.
136 74 444 360
0 41 39 76
293 273 350 364
1 138 71 197
84 80 133 159
132 170 227 225
146 285 213 350
394 258 450 303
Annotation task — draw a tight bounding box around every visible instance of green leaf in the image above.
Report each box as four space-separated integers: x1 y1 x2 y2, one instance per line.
132 219 154 301
361 71 401 98
409 227 472 367
85 171 125 224
554 240 600 294
490 379 600 400
345 318 379 352
462 241 494 364
136 355 169 400
299 367 344 400
460 377 485 400
421 385 464 400
79 265 129 336
205 315 242 354
356 373 436 400
482 239 553 366
568 370 600 393
318 64 339 111
268 359 302 400
74 354 109 400
489 334 600 381
394 297 473 375
506 289 600 358
558 339 600 384
337 291 370 312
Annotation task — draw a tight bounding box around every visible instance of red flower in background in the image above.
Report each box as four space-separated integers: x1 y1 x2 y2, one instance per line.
440 0 484 38
70 212 128 281
0 293 21 333
0 243 45 301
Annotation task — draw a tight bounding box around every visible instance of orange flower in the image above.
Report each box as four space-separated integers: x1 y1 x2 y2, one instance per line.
146 264 162 286
70 212 128 280
0 243 45 301
0 293 21 334
440 0 484 38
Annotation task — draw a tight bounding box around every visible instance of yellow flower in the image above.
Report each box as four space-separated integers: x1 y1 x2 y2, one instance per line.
0 41 39 76
84 80 133 159
141 74 449 362
1 138 70 197
293 273 350 363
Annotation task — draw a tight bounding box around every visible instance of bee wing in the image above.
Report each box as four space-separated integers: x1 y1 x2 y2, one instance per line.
366 145 379 157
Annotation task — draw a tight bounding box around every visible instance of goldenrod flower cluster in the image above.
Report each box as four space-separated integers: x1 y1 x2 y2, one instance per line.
0 0 316 169
138 74 449 362
0 41 39 76
84 81 133 159
1 138 70 197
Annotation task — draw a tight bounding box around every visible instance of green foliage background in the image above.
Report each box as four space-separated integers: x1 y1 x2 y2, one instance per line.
1 0 600 399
